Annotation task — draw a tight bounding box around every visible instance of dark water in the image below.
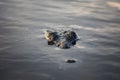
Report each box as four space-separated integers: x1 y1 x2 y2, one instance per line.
0 0 120 80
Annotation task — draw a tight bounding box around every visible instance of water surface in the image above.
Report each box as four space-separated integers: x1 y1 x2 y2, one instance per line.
0 0 120 80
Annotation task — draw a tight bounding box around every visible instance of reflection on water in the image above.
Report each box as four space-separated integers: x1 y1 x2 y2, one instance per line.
107 1 120 10
0 0 120 80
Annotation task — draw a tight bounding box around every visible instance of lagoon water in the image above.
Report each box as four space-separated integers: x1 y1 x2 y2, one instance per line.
0 0 120 80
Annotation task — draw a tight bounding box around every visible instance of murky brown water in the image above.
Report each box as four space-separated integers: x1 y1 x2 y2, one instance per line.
0 0 120 80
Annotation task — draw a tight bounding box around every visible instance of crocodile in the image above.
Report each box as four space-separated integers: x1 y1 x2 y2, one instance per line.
44 30 79 49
